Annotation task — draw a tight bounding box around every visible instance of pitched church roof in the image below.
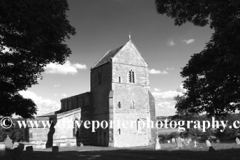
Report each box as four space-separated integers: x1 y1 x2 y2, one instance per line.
92 45 124 69
92 35 144 69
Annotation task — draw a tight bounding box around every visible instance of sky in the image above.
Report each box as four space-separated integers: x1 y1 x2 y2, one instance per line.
19 0 214 117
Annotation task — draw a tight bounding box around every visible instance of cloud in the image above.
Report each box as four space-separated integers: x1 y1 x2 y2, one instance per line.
176 83 187 93
152 84 187 116
183 39 195 44
149 69 168 75
168 40 175 46
19 90 60 116
53 84 60 88
157 101 174 109
54 93 58 97
153 88 161 92
152 90 184 100
166 67 174 71
44 60 87 75
62 93 67 97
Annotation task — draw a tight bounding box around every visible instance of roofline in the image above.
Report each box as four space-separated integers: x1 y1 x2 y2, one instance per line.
91 39 149 69
92 50 111 69
60 92 91 101
128 40 149 67
90 61 111 71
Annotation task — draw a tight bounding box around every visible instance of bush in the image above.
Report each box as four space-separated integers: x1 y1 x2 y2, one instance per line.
158 134 170 143
168 132 179 139
0 129 7 142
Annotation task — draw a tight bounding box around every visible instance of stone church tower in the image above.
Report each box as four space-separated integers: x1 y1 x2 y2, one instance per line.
90 37 156 147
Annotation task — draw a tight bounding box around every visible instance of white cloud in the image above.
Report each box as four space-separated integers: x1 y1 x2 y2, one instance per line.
54 93 58 97
19 90 60 116
157 101 174 109
53 84 60 88
166 67 174 71
169 40 175 46
152 90 183 99
149 69 168 75
44 60 87 75
62 93 67 97
183 39 195 44
152 84 187 116
153 88 161 92
74 63 87 70
176 83 187 93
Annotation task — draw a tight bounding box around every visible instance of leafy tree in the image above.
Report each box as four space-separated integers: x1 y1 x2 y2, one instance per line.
0 0 76 118
156 0 240 117
173 95 190 119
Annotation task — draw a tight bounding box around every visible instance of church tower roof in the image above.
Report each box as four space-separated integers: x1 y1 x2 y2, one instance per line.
92 44 124 69
92 36 146 69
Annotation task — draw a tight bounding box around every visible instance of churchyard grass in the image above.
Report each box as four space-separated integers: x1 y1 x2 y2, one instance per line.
0 142 240 160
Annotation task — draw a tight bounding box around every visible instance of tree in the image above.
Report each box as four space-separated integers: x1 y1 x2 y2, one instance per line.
156 0 240 117
173 95 190 119
0 0 76 118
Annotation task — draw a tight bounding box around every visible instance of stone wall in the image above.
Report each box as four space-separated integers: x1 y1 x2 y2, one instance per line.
112 41 148 67
60 92 92 145
149 90 156 144
113 112 151 147
60 92 91 112
110 41 153 147
90 62 112 146
18 109 81 148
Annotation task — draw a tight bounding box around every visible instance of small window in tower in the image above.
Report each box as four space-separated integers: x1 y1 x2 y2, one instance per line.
118 128 121 135
119 77 121 83
129 70 135 83
98 72 102 85
118 102 121 108
132 71 135 83
131 101 135 109
137 119 140 131
129 71 132 82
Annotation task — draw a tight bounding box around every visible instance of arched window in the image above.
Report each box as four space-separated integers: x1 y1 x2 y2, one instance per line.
129 70 135 83
132 71 135 83
118 128 121 135
131 101 135 109
136 119 140 131
129 71 131 82
118 102 121 108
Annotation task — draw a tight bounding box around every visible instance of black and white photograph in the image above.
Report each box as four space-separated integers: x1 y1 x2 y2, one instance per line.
0 0 240 160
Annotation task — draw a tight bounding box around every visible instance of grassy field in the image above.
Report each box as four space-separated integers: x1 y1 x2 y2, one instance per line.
0 143 240 160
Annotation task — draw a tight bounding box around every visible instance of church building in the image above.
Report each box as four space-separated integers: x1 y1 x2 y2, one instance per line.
29 37 157 148
60 37 156 147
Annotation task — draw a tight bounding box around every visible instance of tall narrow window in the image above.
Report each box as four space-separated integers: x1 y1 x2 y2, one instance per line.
118 128 121 135
137 119 140 131
132 101 135 109
118 102 121 108
132 71 135 83
129 71 132 82
119 77 121 83
98 72 102 85
129 70 135 83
